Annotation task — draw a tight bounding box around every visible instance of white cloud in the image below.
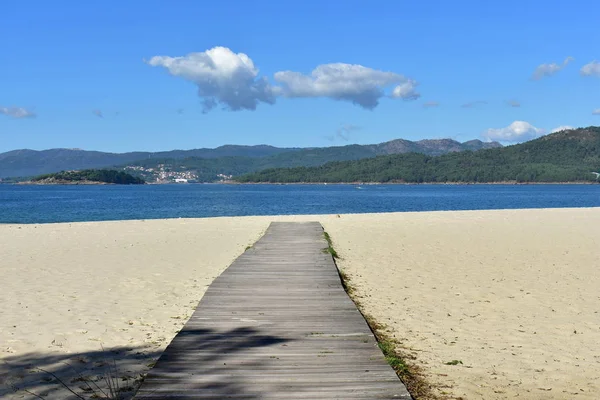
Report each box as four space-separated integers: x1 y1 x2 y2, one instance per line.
0 106 36 119
147 47 422 111
531 57 574 80
581 61 600 77
274 63 420 109
593 109 600 115
482 121 545 143
147 47 276 112
423 101 439 108
550 125 574 133
391 80 420 101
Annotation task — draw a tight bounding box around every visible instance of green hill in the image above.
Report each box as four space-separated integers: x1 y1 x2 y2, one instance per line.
0 138 500 181
0 145 297 178
236 127 600 184
30 169 145 185
119 139 500 183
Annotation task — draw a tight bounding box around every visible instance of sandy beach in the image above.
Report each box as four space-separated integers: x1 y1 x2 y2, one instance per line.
0 218 269 399
1 208 599 399
322 209 600 399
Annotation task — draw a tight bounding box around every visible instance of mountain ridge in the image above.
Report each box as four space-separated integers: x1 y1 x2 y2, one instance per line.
236 127 600 184
0 138 501 179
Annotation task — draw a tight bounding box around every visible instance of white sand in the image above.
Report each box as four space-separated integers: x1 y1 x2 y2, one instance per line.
321 209 600 399
0 218 269 399
1 209 599 399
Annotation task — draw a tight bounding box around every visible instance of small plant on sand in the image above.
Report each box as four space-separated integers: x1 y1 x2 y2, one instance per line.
334 253 438 399
378 340 409 374
323 231 339 259
444 360 463 366
55 364 128 399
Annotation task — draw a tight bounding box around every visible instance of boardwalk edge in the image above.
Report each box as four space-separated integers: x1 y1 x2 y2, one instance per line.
323 228 440 400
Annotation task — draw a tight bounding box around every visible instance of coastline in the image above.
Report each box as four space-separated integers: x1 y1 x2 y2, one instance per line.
4 180 598 186
226 180 599 185
1 209 599 399
17 180 113 185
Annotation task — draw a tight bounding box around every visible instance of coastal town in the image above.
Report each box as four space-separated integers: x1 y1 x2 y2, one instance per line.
123 164 233 183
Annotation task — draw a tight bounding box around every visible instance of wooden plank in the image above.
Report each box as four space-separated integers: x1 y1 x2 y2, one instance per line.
135 222 411 399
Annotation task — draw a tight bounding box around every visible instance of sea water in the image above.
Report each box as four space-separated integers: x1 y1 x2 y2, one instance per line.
1 184 599 224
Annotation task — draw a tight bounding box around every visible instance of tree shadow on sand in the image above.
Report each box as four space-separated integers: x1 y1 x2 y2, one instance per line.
0 343 158 399
1 326 291 399
136 326 292 399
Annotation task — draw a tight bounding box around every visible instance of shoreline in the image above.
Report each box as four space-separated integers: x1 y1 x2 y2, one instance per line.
17 180 112 185
228 180 599 185
3 180 599 185
2 205 600 226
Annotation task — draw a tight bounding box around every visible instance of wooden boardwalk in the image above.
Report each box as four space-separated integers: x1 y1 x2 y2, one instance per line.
136 222 411 399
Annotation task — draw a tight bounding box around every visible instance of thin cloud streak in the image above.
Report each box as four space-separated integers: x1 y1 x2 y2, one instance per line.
580 61 600 77
461 100 487 108
531 57 574 80
335 123 361 141
0 106 36 119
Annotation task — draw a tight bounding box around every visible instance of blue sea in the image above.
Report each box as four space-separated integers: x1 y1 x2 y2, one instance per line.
1 184 599 224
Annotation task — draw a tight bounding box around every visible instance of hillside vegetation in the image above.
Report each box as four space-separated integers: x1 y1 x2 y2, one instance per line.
236 127 600 183
120 139 500 182
31 169 145 184
0 145 295 178
0 138 499 180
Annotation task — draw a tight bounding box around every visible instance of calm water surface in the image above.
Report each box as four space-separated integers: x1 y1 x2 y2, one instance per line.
1 184 599 224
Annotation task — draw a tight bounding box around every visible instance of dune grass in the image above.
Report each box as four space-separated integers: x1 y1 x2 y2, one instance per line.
323 231 339 259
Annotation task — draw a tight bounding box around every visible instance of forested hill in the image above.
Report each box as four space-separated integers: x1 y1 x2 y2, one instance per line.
236 127 600 184
0 145 295 178
118 138 500 183
30 169 145 184
0 138 499 179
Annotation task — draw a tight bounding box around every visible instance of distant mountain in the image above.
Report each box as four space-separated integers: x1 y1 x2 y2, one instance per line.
0 138 501 179
246 138 500 170
0 145 297 178
118 138 501 182
373 138 499 156
237 127 600 184
0 149 149 178
149 144 298 159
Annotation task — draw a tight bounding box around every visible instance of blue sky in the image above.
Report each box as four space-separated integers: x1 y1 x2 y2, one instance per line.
1 0 599 153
